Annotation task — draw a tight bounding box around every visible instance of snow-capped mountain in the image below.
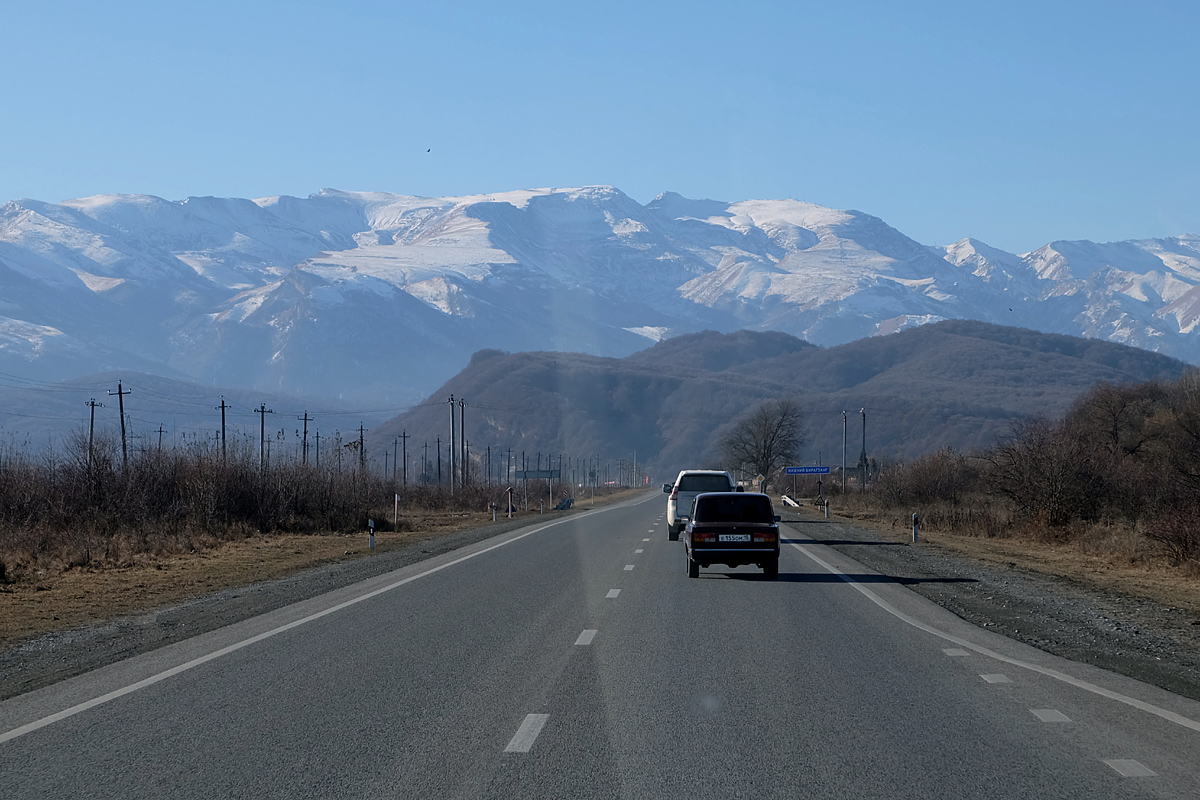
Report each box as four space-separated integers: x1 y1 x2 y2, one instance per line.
0 186 1196 403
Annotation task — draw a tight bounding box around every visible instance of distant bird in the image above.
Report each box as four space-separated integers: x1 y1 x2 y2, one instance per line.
426 148 431 152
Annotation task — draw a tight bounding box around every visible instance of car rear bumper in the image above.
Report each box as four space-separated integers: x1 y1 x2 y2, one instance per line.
688 546 779 567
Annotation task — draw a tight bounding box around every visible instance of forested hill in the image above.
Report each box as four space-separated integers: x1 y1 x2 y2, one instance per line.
371 321 1190 478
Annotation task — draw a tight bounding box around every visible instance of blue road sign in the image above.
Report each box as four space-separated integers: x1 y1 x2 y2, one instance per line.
785 466 831 475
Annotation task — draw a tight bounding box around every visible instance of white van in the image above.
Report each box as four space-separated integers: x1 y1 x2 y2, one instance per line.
662 469 739 540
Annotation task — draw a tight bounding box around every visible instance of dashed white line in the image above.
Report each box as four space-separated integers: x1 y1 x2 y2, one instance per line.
1103 759 1157 777
575 629 598 646
642 538 650 542
606 589 621 598
1031 709 1071 723
624 564 635 571
635 549 644 553
505 714 549 753
981 674 1012 684
942 648 970 657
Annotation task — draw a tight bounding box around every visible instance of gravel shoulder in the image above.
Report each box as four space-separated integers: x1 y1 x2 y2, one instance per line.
781 505 1200 702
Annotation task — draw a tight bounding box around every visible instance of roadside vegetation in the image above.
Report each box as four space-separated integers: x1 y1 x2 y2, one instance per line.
0 431 605 586
801 373 1200 576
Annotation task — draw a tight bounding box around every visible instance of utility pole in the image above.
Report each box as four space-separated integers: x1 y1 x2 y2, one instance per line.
216 397 229 463
448 395 456 493
423 441 429 484
156 424 165 451
108 381 130 470
437 436 442 485
486 445 491 487
393 436 398 482
358 423 366 473
298 411 312 464
85 399 103 472
459 398 466 487
255 404 274 471
401 430 409 487
507 447 513 484
465 440 470 486
842 410 848 494
315 430 321 468
860 407 867 493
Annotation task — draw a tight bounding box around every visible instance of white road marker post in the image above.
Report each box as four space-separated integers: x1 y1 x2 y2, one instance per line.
824 499 829 519
368 519 375 550
912 512 919 543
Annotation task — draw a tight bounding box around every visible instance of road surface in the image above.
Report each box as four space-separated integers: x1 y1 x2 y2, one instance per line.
3 492 1200 798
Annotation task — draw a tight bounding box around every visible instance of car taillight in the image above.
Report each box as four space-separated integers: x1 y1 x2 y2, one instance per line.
753 534 777 542
694 531 716 542
670 488 678 499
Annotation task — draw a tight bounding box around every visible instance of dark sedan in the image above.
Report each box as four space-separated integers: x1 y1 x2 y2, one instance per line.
683 492 780 579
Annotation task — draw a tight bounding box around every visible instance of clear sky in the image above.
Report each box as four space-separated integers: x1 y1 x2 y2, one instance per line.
2 0 1196 254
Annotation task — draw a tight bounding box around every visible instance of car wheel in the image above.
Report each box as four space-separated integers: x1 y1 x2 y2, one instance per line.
686 548 699 579
764 557 779 580
668 524 679 541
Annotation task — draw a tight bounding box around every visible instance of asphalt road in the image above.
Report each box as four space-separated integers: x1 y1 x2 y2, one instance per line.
3 492 1200 798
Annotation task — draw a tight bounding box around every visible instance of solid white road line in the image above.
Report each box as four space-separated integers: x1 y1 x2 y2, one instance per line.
1031 709 1071 723
575 630 598 646
786 538 1200 734
606 589 621 598
504 714 549 753
982 674 1012 684
1103 759 1157 777
0 507 618 746
624 565 635 571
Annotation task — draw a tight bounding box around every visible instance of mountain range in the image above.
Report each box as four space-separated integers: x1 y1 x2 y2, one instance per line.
370 322 1190 481
1 186 1198 406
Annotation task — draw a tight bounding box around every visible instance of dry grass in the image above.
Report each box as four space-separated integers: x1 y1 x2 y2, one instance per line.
0 489 641 646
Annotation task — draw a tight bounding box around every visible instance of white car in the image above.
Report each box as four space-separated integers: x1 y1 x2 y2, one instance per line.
662 469 739 540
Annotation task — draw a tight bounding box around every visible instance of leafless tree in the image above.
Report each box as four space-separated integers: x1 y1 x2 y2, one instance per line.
719 398 804 492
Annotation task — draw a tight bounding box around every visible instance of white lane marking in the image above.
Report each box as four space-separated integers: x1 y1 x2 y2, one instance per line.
943 648 970 657
0 508 615 746
575 630 598 646
635 549 644 554
982 674 1012 684
642 538 650 542
624 564 635 571
1103 759 1157 777
1031 709 1071 723
786 539 1200 734
606 589 621 598
504 714 549 753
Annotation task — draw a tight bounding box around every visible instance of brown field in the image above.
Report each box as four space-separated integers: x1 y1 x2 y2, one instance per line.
0 490 639 646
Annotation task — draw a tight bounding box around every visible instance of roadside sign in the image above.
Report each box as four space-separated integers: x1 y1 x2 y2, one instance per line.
755 474 765 483
785 466 831 475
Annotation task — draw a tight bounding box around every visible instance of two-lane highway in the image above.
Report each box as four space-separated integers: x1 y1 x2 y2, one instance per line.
3 493 1200 798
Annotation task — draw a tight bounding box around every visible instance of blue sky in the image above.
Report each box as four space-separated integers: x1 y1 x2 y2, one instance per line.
2 0 1196 253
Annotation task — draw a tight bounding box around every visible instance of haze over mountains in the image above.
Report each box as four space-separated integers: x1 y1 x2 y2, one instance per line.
372 322 1189 479
1 186 1198 406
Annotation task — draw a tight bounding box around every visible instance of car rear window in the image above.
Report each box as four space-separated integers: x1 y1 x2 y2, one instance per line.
677 474 732 492
694 495 774 523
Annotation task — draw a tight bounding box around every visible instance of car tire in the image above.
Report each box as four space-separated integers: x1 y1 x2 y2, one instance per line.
668 524 679 541
686 548 699 579
764 557 779 580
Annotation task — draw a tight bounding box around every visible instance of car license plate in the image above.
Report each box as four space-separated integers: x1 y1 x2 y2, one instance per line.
718 534 750 542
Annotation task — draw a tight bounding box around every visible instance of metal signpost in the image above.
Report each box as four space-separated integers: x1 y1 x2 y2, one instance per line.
785 465 832 500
